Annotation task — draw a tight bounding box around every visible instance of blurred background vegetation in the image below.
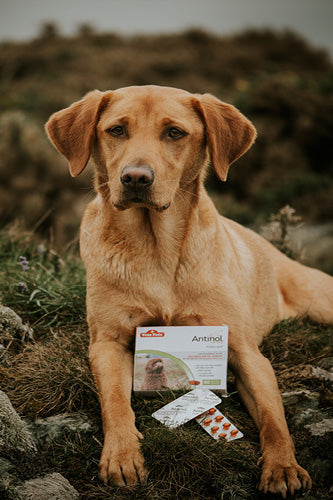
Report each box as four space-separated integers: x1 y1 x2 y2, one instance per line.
0 24 332 266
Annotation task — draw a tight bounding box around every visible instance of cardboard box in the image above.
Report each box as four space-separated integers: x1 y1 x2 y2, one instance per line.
133 325 228 396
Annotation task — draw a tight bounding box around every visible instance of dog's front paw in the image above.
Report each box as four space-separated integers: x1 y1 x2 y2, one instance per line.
258 458 312 498
99 430 148 487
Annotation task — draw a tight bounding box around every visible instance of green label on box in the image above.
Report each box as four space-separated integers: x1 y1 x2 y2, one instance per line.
203 379 221 385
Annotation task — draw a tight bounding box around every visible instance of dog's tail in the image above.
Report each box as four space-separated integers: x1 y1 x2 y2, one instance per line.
274 253 333 323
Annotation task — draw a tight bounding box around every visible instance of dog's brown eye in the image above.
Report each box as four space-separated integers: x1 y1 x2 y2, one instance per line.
168 127 184 139
107 126 124 136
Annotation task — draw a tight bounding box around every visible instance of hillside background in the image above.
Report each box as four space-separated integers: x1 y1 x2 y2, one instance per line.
1 26 333 500
0 26 332 268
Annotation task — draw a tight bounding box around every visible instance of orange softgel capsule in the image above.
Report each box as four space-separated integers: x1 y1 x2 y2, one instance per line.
189 380 200 385
195 409 244 442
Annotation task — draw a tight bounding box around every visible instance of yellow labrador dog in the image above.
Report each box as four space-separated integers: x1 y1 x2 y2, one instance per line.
46 85 333 497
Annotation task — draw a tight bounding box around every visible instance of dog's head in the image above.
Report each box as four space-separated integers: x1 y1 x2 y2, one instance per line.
46 85 256 211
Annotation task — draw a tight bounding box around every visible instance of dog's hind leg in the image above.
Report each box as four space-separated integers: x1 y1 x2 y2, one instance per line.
276 257 333 323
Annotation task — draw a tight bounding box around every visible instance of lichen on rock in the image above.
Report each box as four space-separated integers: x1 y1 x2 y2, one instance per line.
0 305 34 363
15 472 80 500
0 391 37 456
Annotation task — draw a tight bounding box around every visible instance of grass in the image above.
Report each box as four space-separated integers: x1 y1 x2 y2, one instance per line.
0 225 332 499
0 225 86 333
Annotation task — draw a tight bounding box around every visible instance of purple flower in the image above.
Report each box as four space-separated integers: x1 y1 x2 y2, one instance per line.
18 282 29 293
19 256 30 272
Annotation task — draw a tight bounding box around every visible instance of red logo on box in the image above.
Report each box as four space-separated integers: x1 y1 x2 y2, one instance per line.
140 329 165 337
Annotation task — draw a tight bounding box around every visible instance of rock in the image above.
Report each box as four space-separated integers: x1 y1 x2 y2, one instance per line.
0 306 34 343
0 391 37 456
0 457 17 491
14 472 79 500
289 223 333 272
305 418 333 437
0 393 92 498
281 389 320 409
281 389 332 430
28 413 96 445
0 305 34 364
292 408 328 428
312 366 333 382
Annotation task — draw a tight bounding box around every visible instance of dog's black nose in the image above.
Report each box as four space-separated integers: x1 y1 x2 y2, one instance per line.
121 165 154 190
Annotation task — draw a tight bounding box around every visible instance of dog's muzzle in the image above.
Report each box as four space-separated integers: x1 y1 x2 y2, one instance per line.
121 164 154 194
115 164 170 211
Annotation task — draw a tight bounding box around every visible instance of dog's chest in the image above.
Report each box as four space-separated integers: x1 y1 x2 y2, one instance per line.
82 208 228 326
124 254 220 327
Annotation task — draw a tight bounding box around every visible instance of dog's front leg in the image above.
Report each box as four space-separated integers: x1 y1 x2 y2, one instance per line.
229 341 311 498
89 338 147 486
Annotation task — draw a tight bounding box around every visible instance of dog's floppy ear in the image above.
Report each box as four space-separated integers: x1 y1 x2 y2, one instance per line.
192 93 256 181
45 90 108 177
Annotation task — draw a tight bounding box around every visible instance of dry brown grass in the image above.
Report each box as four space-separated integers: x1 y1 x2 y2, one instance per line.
0 327 96 417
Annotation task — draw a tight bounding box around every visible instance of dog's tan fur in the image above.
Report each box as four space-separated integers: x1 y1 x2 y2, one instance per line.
46 85 333 496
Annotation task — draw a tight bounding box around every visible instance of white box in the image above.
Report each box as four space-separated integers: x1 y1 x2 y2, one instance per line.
133 325 228 396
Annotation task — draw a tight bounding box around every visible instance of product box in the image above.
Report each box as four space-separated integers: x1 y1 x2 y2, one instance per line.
133 325 228 396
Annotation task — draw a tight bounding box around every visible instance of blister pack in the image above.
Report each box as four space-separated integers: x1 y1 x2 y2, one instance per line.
152 388 221 429
195 407 243 441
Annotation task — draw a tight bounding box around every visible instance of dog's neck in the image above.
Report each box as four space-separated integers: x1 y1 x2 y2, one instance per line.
118 182 199 243
100 177 213 273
